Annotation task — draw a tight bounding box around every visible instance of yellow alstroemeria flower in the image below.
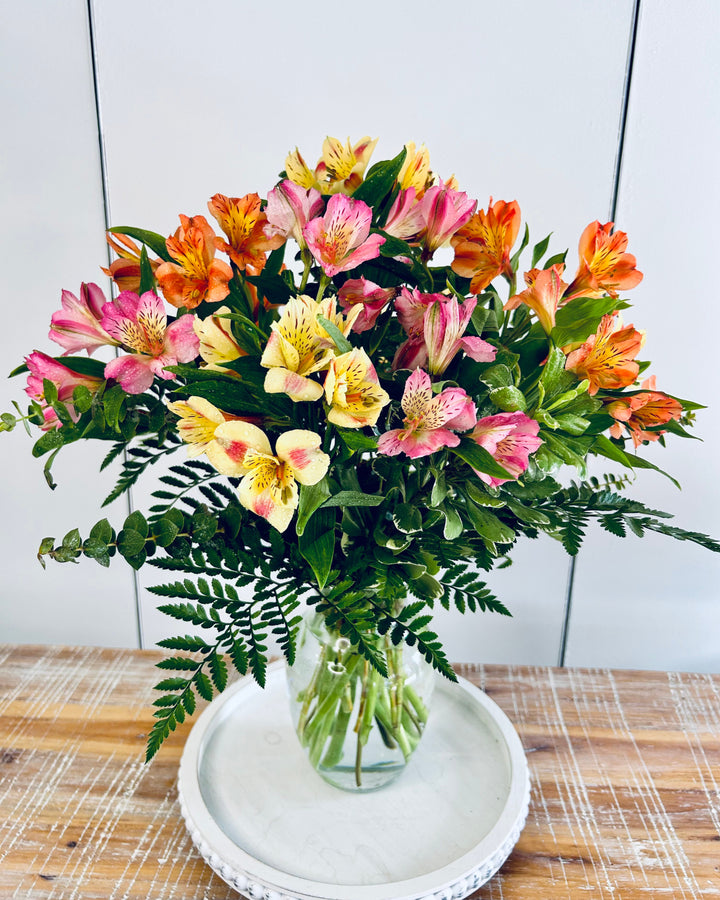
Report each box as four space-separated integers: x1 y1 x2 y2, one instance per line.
210 422 330 532
167 397 253 470
193 306 244 373
324 348 390 428
260 295 360 402
398 142 432 195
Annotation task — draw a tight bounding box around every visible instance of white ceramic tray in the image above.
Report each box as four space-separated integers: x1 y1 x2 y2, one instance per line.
178 661 530 900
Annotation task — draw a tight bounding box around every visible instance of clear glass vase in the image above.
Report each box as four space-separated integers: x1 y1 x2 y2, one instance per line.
287 611 435 792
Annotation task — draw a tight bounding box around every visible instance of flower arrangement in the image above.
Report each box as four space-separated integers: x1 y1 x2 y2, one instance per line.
4 136 718 767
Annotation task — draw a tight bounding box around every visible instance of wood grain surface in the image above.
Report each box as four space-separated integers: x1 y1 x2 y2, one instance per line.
0 645 718 899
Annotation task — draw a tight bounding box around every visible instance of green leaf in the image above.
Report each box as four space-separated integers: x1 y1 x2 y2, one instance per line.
102 384 127 432
138 244 156 294
83 537 110 560
544 250 567 269
90 518 114 543
108 226 172 262
320 490 384 509
117 528 146 558
464 503 515 544
505 498 551 527
490 386 527 412
155 514 182 548
352 147 407 209
55 356 107 378
509 223 530 271
32 428 64 458
590 434 681 489
71 385 94 414
480 364 514 389
191 510 217 543
377 231 414 258
538 346 573 400
296 478 331 536
124 510 149 539
531 233 552 267
298 507 335 589
442 505 463 539
451 438 513 481
316 315 352 353
62 528 82 551
335 427 378 452
393 503 423 533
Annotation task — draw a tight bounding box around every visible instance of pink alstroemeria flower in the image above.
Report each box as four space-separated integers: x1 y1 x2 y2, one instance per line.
392 289 496 374
378 368 476 459
303 194 385 277
418 180 477 260
264 179 324 250
337 278 395 332
49 282 119 356
101 291 199 394
383 187 426 242
469 412 542 487
25 351 104 430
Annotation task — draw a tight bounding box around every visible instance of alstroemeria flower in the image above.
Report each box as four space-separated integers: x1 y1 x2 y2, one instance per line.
25 351 104 430
469 412 542 487
315 135 378 194
323 348 390 428
260 295 358 402
566 221 643 299
418 180 477 260
286 136 377 195
382 187 426 242
49 282 119 356
101 290 199 394
209 423 330 532
424 294 497 375
303 194 385 277
606 376 683 447
194 306 245 373
378 368 476 459
337 278 395 333
168 396 258 466
155 215 233 309
564 313 645 396
505 264 569 334
392 289 496 374
101 233 161 293
397 142 432 195
207 193 283 272
451 199 521 294
264 180 324 250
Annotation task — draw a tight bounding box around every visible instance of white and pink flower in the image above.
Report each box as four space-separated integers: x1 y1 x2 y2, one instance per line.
25 351 104 430
468 412 542 487
264 179 324 250
378 368 476 459
337 278 395 333
303 194 385 277
48 282 119 356
101 290 199 394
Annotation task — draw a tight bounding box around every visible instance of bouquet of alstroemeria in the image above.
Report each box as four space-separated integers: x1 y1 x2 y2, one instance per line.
4 136 718 766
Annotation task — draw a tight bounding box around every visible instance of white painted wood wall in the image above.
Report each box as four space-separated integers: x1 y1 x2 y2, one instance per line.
1 0 718 671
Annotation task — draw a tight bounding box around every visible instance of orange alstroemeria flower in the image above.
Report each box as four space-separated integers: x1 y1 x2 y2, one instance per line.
451 199 521 294
564 313 645 395
505 264 569 334
101 233 160 293
606 376 683 447
155 215 233 309
566 221 643 299
207 193 284 272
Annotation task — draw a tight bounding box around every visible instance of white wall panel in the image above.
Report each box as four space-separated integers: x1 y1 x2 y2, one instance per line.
0 2 138 647
92 0 635 662
566 0 720 672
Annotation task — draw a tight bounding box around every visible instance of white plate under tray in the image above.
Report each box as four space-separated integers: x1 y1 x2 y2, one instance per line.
178 661 530 900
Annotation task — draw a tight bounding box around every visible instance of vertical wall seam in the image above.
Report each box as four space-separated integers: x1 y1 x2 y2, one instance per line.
558 0 642 667
85 0 145 650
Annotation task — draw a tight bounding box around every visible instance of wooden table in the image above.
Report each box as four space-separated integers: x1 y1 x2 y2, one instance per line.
1 645 718 899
